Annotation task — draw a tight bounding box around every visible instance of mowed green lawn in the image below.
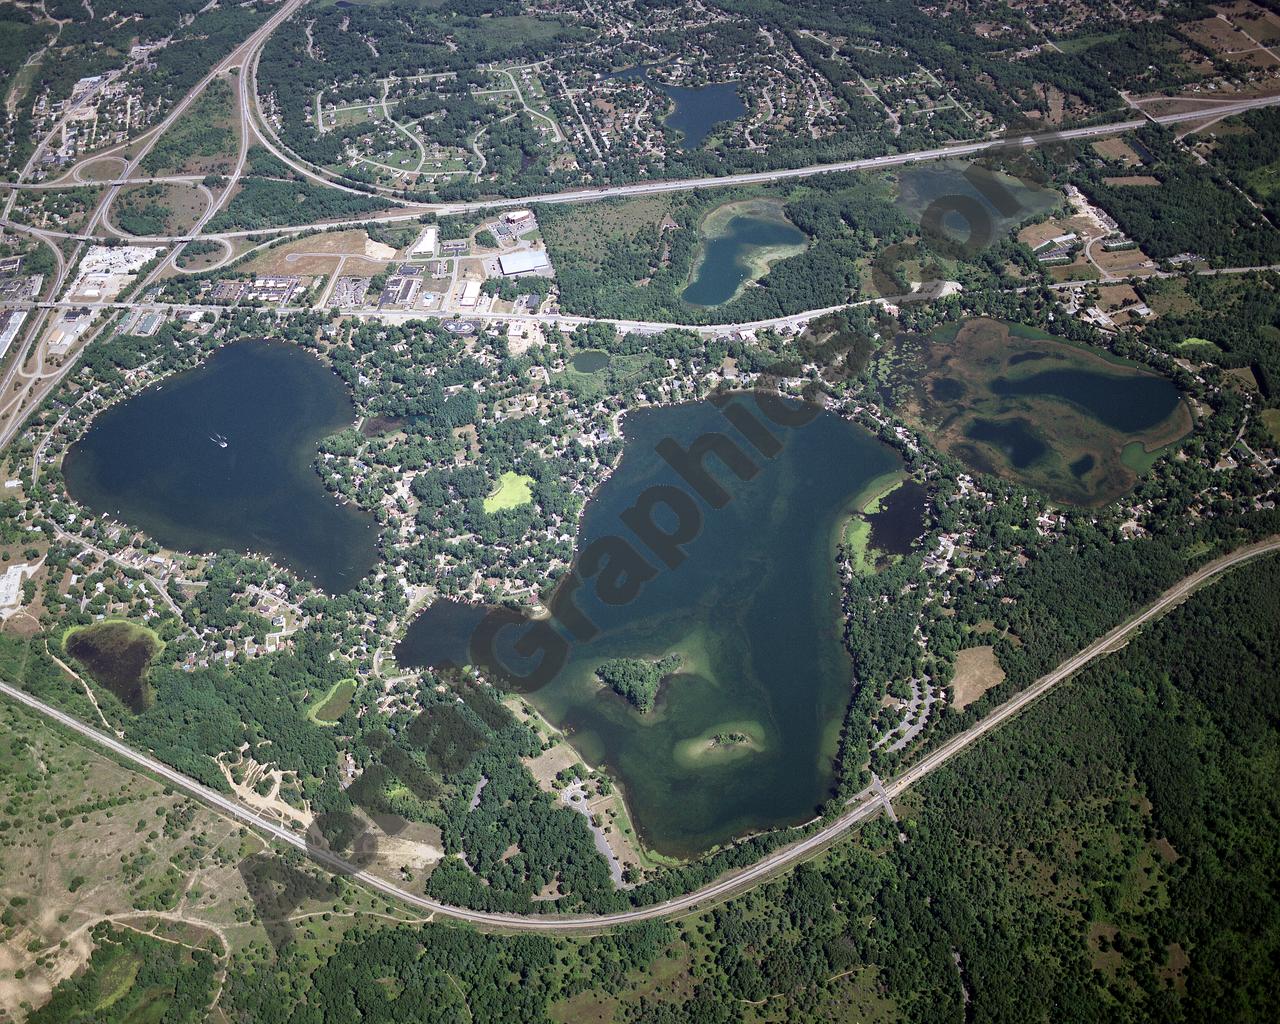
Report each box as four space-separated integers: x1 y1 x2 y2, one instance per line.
484 471 534 512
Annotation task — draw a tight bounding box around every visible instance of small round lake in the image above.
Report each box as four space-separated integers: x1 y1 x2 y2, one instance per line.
63 339 379 594
64 620 160 712
397 396 903 857
681 207 807 307
571 350 610 373
613 65 746 149
866 479 927 556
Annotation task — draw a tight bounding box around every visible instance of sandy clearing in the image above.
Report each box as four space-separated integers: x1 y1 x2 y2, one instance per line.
951 645 1005 709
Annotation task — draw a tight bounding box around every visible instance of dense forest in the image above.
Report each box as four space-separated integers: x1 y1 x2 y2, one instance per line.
206 178 393 232
1138 271 1280 402
1207 107 1280 225
1081 128 1280 266
595 654 682 712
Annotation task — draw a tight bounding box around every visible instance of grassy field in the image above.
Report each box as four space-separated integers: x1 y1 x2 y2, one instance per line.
307 678 356 725
113 183 209 237
538 194 679 268
76 156 127 182
240 229 393 276
483 471 535 512
140 76 238 176
0 691 459 1019
0 698 246 1016
559 351 653 400
1261 408 1280 445
950 644 1005 708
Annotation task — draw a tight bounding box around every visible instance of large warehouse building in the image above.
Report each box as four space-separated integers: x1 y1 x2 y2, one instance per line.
498 249 551 277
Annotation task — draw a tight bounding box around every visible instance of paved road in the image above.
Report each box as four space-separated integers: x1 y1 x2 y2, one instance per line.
16 297 860 335
0 0 308 450
1 537 1274 933
10 92 1280 245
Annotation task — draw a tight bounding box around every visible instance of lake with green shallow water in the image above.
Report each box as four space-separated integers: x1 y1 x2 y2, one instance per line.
62 340 379 594
397 396 902 857
681 211 807 307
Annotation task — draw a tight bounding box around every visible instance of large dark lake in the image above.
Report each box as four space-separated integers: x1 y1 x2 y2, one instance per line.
63 340 379 593
397 396 902 857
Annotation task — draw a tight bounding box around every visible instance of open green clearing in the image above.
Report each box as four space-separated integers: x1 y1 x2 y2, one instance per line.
483 471 534 513
1262 408 1280 446
307 678 357 725
536 193 679 266
113 183 208 237
28 924 219 1024
140 76 237 175
558 349 652 400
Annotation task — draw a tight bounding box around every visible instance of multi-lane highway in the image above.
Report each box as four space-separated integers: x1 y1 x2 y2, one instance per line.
7 93 1280 246
2 537 1274 933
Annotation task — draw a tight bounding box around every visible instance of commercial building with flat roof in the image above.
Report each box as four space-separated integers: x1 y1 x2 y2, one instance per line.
0 310 26 363
411 226 438 258
498 249 551 277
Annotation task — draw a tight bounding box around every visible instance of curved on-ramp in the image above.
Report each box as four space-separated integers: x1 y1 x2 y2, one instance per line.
0 537 1275 933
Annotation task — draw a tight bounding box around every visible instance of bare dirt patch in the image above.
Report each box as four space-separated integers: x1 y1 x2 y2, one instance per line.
523 740 581 787
1091 138 1142 166
242 230 393 275
951 645 1005 708
215 749 311 829
1102 175 1161 186
1097 283 1142 310
78 156 128 182
1220 1 1280 44
1017 213 1096 249
1092 244 1155 275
